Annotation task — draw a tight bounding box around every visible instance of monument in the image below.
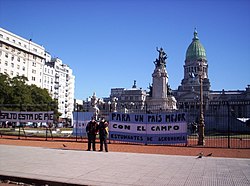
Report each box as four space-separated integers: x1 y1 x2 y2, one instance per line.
90 92 100 119
146 47 177 112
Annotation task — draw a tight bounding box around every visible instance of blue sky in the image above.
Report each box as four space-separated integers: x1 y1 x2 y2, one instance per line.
1 0 250 100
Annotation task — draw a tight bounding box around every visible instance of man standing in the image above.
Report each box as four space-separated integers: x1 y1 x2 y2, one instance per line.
98 118 109 152
86 117 98 151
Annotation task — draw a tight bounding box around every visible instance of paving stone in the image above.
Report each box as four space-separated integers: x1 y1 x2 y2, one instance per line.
0 144 250 186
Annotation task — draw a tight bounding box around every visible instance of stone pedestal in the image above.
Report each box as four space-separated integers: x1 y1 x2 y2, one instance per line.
146 96 177 113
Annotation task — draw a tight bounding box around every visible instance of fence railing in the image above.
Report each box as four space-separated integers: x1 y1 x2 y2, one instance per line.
1 101 250 148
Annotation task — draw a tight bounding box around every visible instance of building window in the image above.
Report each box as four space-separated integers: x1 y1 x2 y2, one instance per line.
10 71 13 76
17 57 20 62
23 66 25 71
5 61 8 66
11 63 14 68
32 76 35 81
17 65 20 69
5 53 8 58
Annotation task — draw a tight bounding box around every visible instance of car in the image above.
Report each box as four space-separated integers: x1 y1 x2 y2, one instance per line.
26 122 38 128
56 123 63 128
38 122 48 128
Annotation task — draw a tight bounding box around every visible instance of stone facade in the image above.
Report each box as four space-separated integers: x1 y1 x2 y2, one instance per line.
173 30 249 118
172 30 250 133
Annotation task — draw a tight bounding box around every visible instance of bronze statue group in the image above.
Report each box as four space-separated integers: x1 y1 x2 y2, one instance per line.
86 117 109 152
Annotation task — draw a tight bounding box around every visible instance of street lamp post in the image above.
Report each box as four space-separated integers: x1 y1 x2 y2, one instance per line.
198 63 205 146
108 101 111 113
76 103 78 142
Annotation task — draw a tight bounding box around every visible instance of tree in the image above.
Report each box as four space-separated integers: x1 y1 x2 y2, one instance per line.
10 75 32 106
0 73 11 105
0 73 60 119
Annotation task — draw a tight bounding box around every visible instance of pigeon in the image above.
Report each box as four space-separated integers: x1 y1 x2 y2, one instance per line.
197 152 203 158
63 144 67 147
207 153 213 157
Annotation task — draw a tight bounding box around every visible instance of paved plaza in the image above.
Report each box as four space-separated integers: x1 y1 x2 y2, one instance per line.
0 144 250 186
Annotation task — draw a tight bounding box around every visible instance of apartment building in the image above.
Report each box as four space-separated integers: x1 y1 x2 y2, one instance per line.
0 28 45 87
47 58 75 119
0 27 75 120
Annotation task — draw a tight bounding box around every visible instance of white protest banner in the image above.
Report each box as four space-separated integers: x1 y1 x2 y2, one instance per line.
109 112 187 145
72 112 93 137
0 111 54 123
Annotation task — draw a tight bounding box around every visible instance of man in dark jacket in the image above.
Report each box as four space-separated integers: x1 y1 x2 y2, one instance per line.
98 118 109 152
86 117 98 151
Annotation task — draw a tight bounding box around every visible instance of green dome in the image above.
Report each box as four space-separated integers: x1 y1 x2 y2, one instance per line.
186 30 206 61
